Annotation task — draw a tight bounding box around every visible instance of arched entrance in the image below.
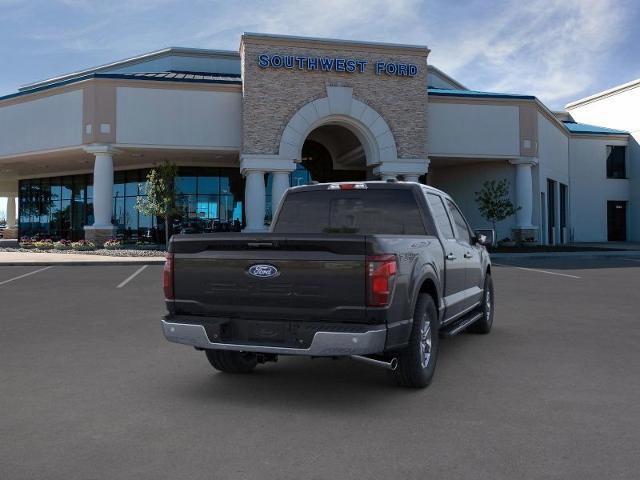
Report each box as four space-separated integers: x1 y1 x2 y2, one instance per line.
243 86 427 231
278 87 399 169
300 124 368 183
266 124 368 221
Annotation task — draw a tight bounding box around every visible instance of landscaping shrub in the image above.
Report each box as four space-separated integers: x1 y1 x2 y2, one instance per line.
70 240 96 251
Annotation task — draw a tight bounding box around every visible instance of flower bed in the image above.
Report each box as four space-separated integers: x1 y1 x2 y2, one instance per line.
70 240 96 251
54 239 72 250
0 246 165 257
3 236 165 257
33 240 54 250
19 236 35 249
103 238 123 250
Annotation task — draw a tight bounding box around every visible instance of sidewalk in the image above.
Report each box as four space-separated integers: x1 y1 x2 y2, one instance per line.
491 249 640 260
569 242 640 251
0 251 166 266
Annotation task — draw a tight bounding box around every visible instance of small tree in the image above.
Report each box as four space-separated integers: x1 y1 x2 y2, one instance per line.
136 161 178 246
474 179 520 237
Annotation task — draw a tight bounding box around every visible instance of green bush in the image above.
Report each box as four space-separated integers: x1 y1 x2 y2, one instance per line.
71 240 96 251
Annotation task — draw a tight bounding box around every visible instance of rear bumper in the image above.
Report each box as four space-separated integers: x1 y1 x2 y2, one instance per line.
161 319 387 356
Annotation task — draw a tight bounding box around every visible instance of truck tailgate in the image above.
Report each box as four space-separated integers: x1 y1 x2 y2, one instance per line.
170 234 368 322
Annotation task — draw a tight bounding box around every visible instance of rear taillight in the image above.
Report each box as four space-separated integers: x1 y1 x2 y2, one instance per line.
366 254 397 307
163 252 174 300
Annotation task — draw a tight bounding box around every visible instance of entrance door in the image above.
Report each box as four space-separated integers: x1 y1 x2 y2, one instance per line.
547 179 556 245
607 201 627 241
540 193 547 245
560 184 568 243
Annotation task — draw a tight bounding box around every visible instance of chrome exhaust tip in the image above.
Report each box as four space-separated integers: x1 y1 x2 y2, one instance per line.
351 355 398 371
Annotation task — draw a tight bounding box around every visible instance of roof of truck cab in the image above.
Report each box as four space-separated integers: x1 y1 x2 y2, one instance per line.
288 180 449 197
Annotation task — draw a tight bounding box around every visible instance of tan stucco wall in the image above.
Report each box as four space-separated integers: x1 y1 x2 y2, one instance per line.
240 35 429 160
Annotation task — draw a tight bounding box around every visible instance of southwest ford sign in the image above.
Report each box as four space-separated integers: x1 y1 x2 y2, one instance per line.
257 54 418 77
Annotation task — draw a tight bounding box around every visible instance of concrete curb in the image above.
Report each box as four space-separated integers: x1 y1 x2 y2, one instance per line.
491 250 640 260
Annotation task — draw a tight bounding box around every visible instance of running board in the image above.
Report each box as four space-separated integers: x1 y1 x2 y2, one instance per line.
440 311 483 337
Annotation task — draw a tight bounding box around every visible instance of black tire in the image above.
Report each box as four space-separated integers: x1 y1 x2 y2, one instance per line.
469 273 494 334
205 349 258 374
394 294 440 388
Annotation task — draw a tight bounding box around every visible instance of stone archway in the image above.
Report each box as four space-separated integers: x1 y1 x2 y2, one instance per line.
240 86 429 231
278 86 398 168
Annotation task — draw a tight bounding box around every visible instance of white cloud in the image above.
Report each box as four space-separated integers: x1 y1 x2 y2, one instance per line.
424 0 631 107
4 0 635 108
186 0 633 107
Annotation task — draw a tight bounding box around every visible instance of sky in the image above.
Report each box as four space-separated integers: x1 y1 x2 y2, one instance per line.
1 0 639 107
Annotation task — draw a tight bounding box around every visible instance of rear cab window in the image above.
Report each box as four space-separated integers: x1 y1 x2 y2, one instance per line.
273 187 427 235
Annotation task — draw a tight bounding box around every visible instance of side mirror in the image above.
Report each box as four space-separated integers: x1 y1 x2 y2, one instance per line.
474 234 488 246
474 229 494 246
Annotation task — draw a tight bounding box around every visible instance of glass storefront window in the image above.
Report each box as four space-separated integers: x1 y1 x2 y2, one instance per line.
125 171 139 196
18 166 245 241
198 175 219 195
61 177 73 200
176 175 197 194
113 171 125 198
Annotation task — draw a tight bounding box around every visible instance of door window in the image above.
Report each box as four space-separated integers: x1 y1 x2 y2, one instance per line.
426 194 455 239
445 199 472 244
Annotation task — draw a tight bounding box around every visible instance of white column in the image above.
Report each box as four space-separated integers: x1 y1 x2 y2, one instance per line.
271 171 290 213
403 174 420 183
244 170 266 232
91 151 115 227
6 195 16 229
509 158 538 229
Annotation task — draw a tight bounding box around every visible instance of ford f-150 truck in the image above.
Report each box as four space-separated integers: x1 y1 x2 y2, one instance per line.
162 181 493 388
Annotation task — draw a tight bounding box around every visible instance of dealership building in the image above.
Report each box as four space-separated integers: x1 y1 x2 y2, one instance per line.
0 33 637 244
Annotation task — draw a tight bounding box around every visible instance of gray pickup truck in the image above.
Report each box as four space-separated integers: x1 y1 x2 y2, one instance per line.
162 181 493 388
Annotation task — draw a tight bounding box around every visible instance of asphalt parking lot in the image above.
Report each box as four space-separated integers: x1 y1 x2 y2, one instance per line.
1 257 639 479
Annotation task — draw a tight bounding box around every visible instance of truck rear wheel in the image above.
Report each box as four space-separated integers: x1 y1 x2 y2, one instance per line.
205 349 258 374
394 294 439 388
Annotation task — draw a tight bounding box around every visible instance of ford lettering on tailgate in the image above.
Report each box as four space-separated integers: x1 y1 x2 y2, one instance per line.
247 264 280 279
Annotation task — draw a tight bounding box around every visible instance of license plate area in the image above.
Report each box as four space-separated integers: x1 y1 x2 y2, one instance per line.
247 321 286 343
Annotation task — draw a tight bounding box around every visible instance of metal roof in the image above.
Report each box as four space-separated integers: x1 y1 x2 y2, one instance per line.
565 78 640 109
427 87 536 100
111 71 241 82
562 121 628 135
0 71 242 103
19 47 240 92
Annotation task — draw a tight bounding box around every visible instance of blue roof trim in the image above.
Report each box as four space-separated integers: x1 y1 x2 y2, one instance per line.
562 121 628 135
428 87 536 100
0 72 242 102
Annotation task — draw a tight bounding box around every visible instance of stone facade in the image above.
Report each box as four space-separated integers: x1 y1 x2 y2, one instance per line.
240 34 429 162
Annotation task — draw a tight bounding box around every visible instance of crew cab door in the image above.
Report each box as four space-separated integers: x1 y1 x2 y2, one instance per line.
444 197 483 309
425 193 468 320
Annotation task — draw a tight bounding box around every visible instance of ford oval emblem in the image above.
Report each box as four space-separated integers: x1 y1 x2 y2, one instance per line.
247 264 280 279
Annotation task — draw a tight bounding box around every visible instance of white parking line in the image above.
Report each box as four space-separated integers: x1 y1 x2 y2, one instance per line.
0 266 53 286
116 265 148 289
494 264 581 279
